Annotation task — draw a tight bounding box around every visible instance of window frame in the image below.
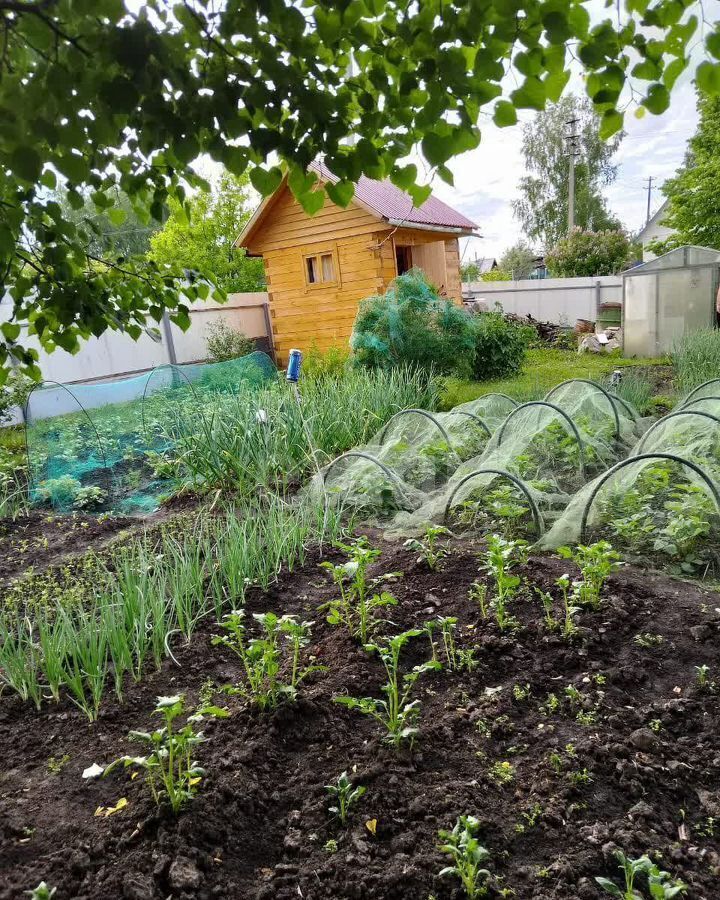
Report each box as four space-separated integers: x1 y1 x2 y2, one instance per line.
300 244 341 291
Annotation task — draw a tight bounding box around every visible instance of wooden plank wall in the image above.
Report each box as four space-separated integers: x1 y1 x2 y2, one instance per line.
246 187 465 362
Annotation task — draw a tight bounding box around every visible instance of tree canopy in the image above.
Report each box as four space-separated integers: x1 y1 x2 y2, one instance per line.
0 0 715 380
513 95 624 248
650 90 720 254
546 228 633 276
499 241 536 279
148 171 265 293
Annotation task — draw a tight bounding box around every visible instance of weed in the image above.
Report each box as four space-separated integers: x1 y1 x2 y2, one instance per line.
540 693 560 716
25 884 56 900
489 761 515 786
104 695 227 814
512 683 531 702
335 629 441 749
696 816 717 838
404 524 453 571
555 574 581 637
558 541 621 609
694 664 716 691
515 802 543 834
324 838 338 854
320 538 400 645
649 719 663 733
535 587 559 632
567 768 594 787
438 815 491 899
47 754 70 775
595 849 687 898
214 611 324 711
326 771 366 825
634 633 664 648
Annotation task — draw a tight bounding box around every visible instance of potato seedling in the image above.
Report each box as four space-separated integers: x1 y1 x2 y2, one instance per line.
438 815 491 899
104 695 228 815
425 616 476 672
25 884 56 900
468 580 488 619
488 760 515 785
634 632 664 648
335 629 441 749
214 610 323 711
404 524 452 571
320 538 400 645
482 535 527 632
694 664 716 691
325 771 366 825
558 541 621 609
595 850 687 898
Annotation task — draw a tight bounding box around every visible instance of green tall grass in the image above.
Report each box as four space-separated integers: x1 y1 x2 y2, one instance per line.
672 329 720 397
610 373 654 416
0 495 344 718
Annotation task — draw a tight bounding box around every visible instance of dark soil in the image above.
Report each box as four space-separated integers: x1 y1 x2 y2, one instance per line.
1 535 719 899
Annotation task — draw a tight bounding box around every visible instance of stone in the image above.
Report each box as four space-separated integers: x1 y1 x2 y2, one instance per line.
168 857 202 892
628 800 655 820
629 728 657 752
122 873 155 900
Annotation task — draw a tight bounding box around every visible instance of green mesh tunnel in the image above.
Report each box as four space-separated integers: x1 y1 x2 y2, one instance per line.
543 378 626 443
24 353 277 516
680 379 720 407
320 451 425 519
631 410 720 474
442 468 544 539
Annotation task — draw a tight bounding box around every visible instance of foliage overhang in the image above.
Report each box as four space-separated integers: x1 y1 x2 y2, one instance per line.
0 0 716 379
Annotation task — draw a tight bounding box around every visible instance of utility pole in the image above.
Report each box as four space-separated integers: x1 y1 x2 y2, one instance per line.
565 118 580 235
644 176 654 225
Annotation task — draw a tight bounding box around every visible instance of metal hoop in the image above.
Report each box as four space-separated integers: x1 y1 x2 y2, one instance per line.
683 395 720 411
442 468 544 537
579 452 720 543
24 380 113 502
322 451 416 508
378 408 454 450
608 392 640 422
444 410 492 438
633 410 720 456
544 378 621 441
680 378 720 407
496 401 586 479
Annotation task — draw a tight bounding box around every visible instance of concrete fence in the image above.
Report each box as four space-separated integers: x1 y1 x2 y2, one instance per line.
1 292 271 423
462 276 622 324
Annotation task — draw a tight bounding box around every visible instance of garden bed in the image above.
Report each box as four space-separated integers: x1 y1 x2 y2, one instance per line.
1 533 719 899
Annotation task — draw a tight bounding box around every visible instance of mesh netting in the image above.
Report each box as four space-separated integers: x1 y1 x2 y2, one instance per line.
631 410 720 480
543 379 637 445
25 352 276 514
680 379 720 407
538 453 720 576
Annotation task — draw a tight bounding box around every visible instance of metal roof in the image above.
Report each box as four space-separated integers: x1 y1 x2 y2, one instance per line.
311 161 478 232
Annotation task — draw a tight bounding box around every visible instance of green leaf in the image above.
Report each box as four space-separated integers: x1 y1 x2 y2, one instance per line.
708 32 720 60
108 208 127 226
696 61 720 95
11 147 42 183
599 109 624 139
407 183 432 207
40 169 57 190
1 323 21 342
56 153 89 184
594 878 623 897
643 83 670 114
249 166 283 197
510 77 546 110
0 225 14 257
326 180 355 207
297 188 325 216
493 100 518 127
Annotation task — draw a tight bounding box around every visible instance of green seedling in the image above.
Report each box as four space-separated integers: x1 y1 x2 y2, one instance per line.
558 540 621 609
595 850 687 899
482 535 527 632
104 695 227 814
695 664 711 689
489 761 515 785
567 768 594 787
438 815 491 899
512 683 530 702
535 587 559 632
634 632 664 648
425 616 476 672
556 573 581 637
324 838 338 854
320 538 400 645
47 754 70 775
648 719 663 733
25 884 56 900
468 580 488 620
515 802 543 834
325 771 366 825
404 524 453 571
335 629 441 749
214 610 324 711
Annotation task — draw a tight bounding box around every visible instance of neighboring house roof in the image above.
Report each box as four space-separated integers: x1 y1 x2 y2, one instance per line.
637 199 671 244
235 162 479 249
475 257 497 273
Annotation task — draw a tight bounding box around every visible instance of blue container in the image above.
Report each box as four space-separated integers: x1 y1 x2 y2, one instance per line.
286 348 303 383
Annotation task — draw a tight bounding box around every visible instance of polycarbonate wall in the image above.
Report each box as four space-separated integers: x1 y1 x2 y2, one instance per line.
623 246 720 358
25 352 276 515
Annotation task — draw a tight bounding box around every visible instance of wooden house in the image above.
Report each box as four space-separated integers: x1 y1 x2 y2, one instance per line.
235 163 478 364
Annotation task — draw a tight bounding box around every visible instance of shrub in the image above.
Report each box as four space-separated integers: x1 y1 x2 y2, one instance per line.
205 320 256 362
470 312 532 380
351 269 475 377
546 229 632 277
0 369 35 425
303 341 351 379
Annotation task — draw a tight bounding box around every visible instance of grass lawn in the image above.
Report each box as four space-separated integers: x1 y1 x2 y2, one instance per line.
440 348 672 407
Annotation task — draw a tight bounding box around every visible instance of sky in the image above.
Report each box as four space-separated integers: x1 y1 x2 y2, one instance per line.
427 75 699 266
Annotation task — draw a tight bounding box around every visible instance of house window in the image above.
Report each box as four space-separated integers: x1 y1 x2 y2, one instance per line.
302 248 338 287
